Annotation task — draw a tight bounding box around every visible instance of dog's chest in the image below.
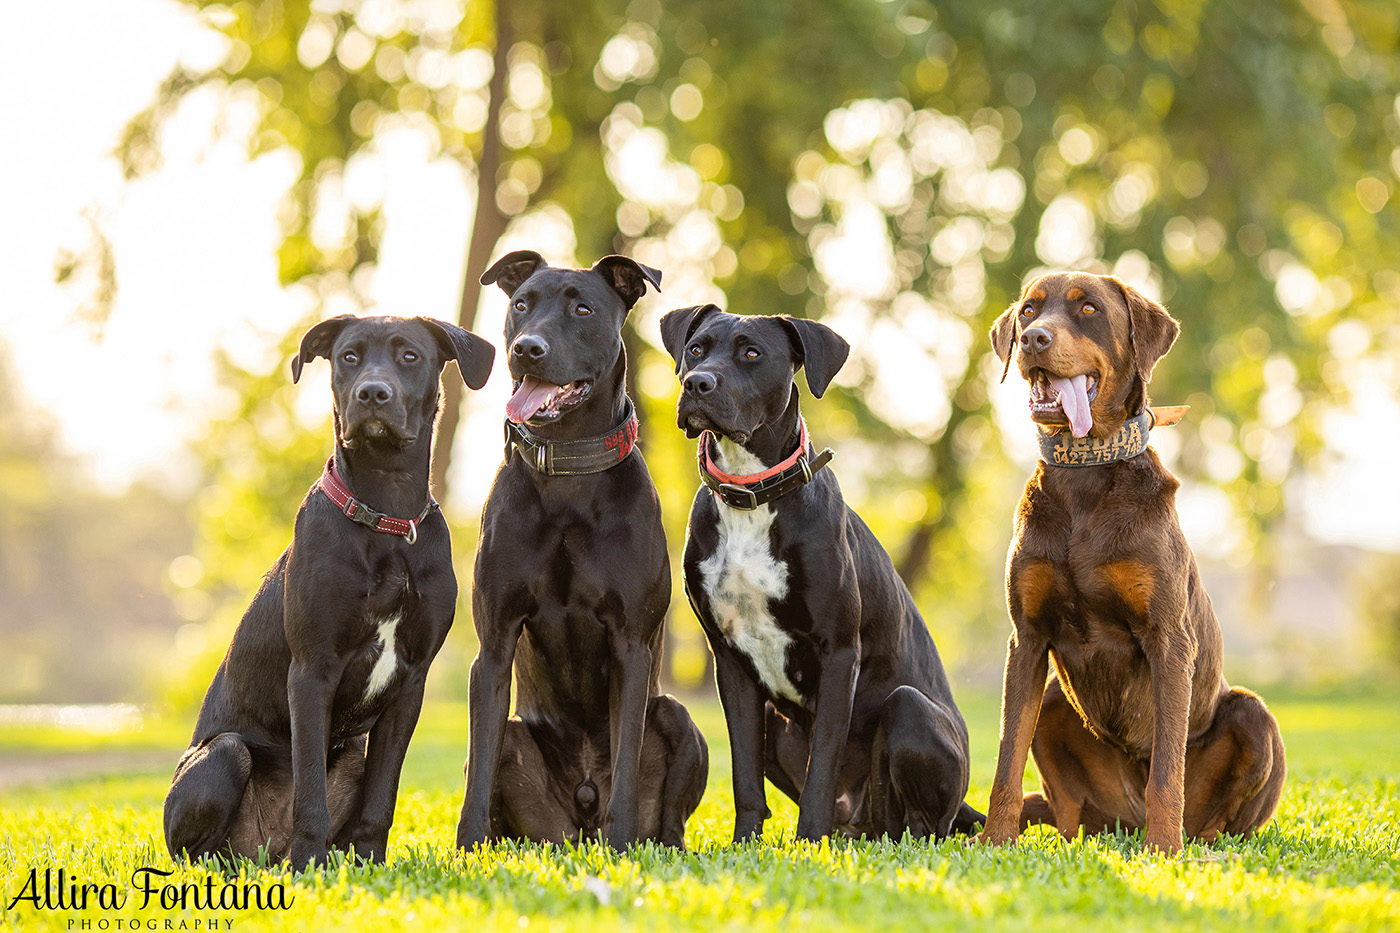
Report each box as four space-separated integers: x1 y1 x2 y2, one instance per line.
361 613 402 703
697 443 802 703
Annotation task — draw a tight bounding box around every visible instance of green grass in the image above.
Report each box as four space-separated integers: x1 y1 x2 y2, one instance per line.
2 686 1398 931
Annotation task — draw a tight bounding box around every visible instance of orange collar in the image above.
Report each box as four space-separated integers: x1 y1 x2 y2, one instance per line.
697 421 835 511
700 421 810 484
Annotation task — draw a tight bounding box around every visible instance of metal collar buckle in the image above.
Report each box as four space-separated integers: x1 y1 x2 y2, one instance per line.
717 482 759 510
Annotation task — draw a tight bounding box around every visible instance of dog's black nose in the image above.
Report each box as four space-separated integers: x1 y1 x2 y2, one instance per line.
511 335 548 360
356 381 393 406
683 371 717 396
1020 327 1053 354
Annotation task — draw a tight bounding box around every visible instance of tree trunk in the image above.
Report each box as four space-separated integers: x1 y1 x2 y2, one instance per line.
431 0 513 499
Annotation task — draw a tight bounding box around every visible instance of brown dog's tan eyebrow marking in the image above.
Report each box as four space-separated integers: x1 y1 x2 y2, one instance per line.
1066 287 1084 301
1030 288 1046 302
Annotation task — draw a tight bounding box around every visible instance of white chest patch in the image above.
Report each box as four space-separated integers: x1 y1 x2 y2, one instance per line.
363 613 401 702
698 439 801 703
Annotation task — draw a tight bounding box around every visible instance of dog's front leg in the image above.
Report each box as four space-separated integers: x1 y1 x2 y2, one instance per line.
1142 625 1196 854
350 671 429 862
457 613 523 850
714 646 769 841
287 653 348 868
604 638 651 849
981 627 1049 844
795 638 859 842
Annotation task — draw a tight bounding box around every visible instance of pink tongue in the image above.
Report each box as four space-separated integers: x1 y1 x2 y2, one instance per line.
1049 374 1093 438
506 375 562 423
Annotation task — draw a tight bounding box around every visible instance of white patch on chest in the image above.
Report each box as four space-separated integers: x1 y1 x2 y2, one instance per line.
698 438 801 702
363 613 401 702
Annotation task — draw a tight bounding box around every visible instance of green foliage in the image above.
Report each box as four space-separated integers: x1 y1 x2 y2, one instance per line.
3 688 1399 931
90 0 1400 690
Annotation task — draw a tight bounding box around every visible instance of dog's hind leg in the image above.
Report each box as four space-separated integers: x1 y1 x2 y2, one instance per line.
637 695 709 849
164 733 254 862
763 703 809 805
1027 678 1148 840
491 718 578 844
326 736 368 856
1183 687 1286 842
875 686 974 839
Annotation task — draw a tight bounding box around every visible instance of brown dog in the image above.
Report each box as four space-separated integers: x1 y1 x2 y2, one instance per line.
980 272 1285 854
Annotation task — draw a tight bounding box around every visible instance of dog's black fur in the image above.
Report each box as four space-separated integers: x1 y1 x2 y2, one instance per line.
163 314 494 868
661 304 982 842
456 251 708 850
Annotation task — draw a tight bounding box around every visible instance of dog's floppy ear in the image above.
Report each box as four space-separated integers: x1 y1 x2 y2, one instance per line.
778 316 850 399
417 318 497 390
592 255 663 310
989 302 1019 365
989 300 1021 384
1111 277 1180 382
481 250 546 295
292 314 357 384
659 304 720 373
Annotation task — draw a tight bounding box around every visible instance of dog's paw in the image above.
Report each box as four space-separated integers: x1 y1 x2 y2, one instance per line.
976 827 1019 846
1143 832 1184 856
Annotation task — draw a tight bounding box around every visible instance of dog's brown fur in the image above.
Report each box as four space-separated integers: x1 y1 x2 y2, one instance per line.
981 272 1286 854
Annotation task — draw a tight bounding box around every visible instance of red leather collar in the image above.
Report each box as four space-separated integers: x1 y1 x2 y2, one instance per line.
314 457 437 544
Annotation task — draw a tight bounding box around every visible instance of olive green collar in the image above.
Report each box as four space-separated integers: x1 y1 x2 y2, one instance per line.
1038 406 1188 467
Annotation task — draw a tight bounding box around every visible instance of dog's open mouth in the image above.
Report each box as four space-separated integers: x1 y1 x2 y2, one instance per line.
506 376 592 424
1029 369 1099 438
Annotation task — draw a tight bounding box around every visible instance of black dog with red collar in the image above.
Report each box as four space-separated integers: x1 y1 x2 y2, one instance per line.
164 314 494 869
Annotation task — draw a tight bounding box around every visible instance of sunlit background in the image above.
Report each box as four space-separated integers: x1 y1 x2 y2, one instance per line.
2 0 1398 712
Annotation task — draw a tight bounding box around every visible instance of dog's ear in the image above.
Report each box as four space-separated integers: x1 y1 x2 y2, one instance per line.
417 318 497 390
480 250 546 295
659 304 720 373
292 314 357 383
591 255 663 310
778 316 850 399
1111 277 1180 382
989 302 1019 365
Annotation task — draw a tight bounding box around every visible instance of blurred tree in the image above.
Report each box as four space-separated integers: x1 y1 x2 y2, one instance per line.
87 0 1400 688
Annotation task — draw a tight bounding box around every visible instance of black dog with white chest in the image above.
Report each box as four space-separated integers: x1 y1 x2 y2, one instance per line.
661 304 982 842
163 314 494 868
456 251 708 851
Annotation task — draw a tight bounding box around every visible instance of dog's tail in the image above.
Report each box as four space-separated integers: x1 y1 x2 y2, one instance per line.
950 801 986 836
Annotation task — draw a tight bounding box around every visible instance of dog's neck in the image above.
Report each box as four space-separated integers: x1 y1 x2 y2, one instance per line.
524 350 631 442
714 386 804 473
332 410 434 517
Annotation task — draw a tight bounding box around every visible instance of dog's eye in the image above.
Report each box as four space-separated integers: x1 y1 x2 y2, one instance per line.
1082 303 1097 315
402 350 418 363
574 304 593 316
688 345 702 357
1021 304 1035 317
744 347 761 360
513 300 527 313
342 351 358 364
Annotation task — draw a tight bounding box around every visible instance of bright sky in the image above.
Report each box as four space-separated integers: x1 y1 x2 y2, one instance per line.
0 0 1394 551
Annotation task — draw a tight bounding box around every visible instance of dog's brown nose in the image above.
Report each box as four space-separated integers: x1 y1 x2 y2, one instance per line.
1020 327 1053 354
356 381 393 406
683 371 717 396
